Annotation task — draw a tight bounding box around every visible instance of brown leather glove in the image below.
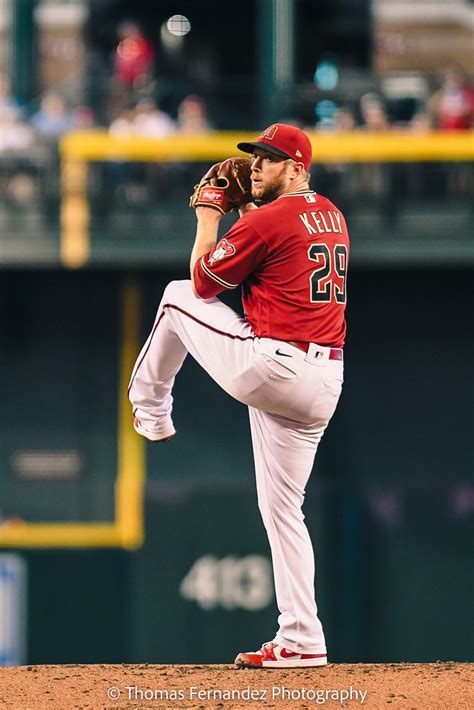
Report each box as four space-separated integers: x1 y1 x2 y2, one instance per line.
189 157 252 214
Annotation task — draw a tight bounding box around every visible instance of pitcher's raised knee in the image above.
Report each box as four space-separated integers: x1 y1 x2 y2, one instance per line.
162 279 196 305
162 279 194 303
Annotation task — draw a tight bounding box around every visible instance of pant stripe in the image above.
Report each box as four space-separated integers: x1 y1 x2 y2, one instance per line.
128 302 255 394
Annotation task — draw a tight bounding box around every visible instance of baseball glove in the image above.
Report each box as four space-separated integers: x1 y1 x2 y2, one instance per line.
189 157 252 214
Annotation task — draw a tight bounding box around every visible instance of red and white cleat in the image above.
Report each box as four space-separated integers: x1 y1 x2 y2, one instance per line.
234 641 327 669
133 417 176 443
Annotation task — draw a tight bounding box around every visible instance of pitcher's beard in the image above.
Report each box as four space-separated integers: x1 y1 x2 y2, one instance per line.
251 180 284 203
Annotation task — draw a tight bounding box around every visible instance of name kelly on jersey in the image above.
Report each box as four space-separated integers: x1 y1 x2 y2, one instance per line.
299 210 343 235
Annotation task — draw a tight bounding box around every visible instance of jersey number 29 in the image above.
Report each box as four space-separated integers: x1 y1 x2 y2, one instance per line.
308 244 348 304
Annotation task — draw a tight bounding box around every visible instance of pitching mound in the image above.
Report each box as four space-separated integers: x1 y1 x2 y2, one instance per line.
0 662 472 709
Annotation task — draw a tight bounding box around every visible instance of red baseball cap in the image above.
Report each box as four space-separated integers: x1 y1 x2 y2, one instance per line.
237 123 313 170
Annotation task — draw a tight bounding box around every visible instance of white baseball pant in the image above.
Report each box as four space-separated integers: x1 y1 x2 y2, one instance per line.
129 280 343 654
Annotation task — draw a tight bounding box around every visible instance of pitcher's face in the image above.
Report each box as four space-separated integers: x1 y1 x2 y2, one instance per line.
250 150 293 202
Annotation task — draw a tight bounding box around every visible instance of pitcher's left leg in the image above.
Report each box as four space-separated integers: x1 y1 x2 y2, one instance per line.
129 280 258 440
248 406 327 655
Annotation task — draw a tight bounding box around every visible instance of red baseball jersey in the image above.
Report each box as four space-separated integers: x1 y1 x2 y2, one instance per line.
193 191 350 348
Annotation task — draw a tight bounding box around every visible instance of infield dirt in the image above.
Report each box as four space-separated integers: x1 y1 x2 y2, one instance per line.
0 662 472 709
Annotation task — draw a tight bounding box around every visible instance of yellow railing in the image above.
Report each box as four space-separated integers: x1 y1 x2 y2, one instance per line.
61 129 474 163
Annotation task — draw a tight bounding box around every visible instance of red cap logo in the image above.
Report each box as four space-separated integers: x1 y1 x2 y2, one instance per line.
261 125 279 141
258 124 312 170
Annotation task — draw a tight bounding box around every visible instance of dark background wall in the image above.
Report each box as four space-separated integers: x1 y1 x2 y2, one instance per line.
1 265 472 664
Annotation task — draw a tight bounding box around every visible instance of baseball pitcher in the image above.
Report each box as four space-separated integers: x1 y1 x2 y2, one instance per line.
129 124 349 668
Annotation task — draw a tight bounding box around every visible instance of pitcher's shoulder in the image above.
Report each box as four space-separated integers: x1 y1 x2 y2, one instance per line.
240 200 282 228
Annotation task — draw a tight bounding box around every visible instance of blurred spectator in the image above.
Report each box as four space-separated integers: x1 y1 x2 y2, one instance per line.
71 105 96 130
113 21 154 91
132 98 174 137
404 109 437 195
0 105 37 207
428 70 474 131
356 94 392 198
106 99 174 205
409 109 434 135
177 95 212 134
0 106 34 153
333 105 356 132
107 105 136 201
358 93 391 131
109 104 136 138
316 106 358 200
31 92 73 139
428 70 474 197
0 73 22 116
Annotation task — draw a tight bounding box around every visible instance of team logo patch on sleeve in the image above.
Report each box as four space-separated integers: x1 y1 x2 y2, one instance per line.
209 238 236 265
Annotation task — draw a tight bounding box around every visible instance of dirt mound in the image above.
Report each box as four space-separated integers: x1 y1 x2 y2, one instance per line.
0 662 472 709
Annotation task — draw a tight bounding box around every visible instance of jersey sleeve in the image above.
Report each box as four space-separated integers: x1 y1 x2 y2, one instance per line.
193 218 268 299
